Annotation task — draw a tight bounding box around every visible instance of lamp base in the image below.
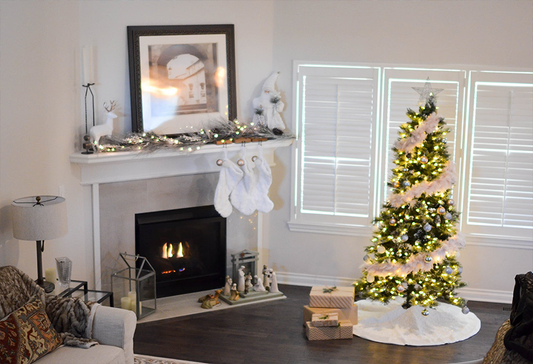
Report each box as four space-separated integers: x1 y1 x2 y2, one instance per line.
38 280 55 293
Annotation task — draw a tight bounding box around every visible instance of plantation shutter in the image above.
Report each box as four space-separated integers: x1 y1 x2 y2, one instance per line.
380 69 466 204
464 72 533 238
291 64 380 230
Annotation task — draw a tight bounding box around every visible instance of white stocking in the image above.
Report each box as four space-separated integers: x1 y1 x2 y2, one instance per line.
230 147 258 216
252 145 274 213
214 151 243 218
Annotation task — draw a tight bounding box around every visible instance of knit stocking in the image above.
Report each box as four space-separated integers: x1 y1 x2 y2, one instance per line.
231 148 258 216
214 156 243 218
252 146 274 213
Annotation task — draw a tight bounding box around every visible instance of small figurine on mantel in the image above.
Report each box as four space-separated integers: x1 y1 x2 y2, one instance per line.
223 275 232 296
270 272 279 293
198 289 222 309
90 100 117 145
252 72 285 132
237 266 246 292
263 265 273 291
230 283 240 301
244 272 253 294
253 275 266 292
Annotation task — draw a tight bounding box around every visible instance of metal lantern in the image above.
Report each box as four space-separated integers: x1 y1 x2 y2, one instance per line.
111 253 156 319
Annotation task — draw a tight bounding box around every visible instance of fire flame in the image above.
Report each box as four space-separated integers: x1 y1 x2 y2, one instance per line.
162 242 184 259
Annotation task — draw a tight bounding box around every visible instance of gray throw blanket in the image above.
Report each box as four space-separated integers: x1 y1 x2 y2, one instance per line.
45 295 99 349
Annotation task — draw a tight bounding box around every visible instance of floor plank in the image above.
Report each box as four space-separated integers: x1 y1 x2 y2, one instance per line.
134 284 509 364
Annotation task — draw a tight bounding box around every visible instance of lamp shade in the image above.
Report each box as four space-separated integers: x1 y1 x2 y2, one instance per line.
12 196 68 241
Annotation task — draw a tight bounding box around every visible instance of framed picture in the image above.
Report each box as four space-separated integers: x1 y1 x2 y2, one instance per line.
127 24 236 135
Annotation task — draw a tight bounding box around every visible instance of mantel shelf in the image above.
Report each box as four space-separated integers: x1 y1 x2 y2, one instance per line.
70 138 293 185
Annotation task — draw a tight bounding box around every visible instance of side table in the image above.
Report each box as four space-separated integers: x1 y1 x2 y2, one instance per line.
58 280 114 306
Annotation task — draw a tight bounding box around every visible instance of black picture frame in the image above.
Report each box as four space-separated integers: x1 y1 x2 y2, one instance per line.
127 24 236 135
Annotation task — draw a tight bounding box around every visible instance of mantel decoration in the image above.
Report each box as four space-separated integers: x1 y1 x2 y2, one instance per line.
95 117 294 153
127 24 237 136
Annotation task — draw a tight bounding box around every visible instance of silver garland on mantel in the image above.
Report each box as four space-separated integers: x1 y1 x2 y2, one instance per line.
96 118 294 153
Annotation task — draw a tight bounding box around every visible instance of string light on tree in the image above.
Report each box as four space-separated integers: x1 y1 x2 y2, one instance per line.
354 84 467 316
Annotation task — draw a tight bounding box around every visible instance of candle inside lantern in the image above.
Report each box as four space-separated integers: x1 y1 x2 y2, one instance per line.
121 296 131 310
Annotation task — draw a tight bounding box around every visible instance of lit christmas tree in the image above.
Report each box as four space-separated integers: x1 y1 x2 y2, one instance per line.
354 84 468 316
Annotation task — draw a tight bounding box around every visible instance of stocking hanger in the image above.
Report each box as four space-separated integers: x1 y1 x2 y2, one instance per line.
215 144 229 166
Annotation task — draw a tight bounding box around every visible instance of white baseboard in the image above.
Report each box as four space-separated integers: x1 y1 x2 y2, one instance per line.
458 287 513 304
275 271 513 304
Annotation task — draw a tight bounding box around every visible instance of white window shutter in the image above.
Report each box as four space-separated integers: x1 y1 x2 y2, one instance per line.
290 64 380 231
464 72 533 238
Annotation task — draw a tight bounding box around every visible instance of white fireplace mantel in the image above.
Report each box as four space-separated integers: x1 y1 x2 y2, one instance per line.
70 138 293 289
70 138 294 185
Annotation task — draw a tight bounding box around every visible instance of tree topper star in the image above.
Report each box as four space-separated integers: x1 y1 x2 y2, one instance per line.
413 77 444 106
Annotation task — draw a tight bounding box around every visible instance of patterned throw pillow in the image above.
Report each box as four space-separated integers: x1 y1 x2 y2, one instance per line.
0 296 62 364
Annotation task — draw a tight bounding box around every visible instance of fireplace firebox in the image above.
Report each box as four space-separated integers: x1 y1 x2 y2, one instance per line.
135 205 226 298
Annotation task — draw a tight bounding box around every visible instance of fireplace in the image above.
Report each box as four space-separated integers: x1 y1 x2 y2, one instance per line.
135 205 226 298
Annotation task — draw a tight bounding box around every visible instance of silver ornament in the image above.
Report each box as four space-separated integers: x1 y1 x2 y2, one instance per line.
445 212 452 220
397 285 405 293
462 306 470 314
363 255 370 262
448 199 455 206
422 309 429 316
420 156 428 164
377 245 386 254
401 234 409 242
445 266 453 274
389 218 396 225
458 267 463 274
424 256 432 263
424 223 432 232
437 206 446 214
403 180 411 187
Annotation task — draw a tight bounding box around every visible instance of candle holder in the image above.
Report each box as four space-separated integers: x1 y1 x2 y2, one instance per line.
82 83 95 154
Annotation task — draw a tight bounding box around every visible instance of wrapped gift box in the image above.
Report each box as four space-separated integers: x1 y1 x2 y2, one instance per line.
309 286 355 308
303 305 358 326
311 313 338 327
305 320 353 341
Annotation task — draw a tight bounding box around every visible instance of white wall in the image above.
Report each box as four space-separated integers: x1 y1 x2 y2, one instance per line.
266 0 533 301
0 0 531 302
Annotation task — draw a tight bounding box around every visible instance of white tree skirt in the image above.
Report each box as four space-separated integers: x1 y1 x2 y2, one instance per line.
353 298 481 346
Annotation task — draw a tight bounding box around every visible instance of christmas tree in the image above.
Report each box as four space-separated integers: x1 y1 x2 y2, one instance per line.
354 86 468 316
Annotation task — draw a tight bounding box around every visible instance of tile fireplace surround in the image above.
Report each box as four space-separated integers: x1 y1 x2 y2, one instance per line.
70 139 292 291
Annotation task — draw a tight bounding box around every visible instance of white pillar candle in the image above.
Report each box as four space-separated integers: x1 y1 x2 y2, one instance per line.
121 297 131 310
45 268 56 283
82 46 94 85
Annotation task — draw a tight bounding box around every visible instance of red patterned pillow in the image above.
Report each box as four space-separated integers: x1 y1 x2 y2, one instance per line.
0 296 62 364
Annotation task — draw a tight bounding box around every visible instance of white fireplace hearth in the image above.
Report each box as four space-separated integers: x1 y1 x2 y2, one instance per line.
70 139 292 291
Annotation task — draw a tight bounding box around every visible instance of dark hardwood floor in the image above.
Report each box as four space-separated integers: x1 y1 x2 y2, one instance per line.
134 284 509 364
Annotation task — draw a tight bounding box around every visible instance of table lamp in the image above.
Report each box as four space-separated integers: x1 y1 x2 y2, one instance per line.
11 195 68 293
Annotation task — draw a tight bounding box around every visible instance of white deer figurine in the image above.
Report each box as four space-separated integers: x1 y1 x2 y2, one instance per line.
90 100 117 145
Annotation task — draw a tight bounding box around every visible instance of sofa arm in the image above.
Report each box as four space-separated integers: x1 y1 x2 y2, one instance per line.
92 306 137 364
